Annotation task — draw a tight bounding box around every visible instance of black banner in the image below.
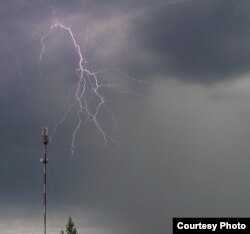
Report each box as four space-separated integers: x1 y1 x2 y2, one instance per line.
173 218 250 233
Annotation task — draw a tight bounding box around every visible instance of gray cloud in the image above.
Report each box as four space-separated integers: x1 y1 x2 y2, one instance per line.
130 0 250 83
1 1 250 234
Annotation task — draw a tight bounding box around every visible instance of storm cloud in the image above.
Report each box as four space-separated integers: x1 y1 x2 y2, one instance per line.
1 0 250 234
128 0 250 83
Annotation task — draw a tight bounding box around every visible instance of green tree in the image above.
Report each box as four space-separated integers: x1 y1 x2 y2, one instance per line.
61 217 78 234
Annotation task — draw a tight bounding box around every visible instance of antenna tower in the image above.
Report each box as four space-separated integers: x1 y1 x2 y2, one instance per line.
41 127 49 234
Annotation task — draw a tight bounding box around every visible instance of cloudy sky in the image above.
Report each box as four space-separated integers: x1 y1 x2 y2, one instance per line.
1 0 250 233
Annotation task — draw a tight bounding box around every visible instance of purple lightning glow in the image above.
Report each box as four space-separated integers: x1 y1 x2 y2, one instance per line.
39 16 146 154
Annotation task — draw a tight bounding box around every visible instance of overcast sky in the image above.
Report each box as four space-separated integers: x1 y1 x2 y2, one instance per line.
2 0 250 233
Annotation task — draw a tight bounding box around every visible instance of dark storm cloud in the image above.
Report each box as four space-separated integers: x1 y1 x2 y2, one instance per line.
2 1 250 234
131 0 250 83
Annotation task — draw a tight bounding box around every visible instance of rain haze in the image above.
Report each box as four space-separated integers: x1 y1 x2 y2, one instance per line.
1 0 250 233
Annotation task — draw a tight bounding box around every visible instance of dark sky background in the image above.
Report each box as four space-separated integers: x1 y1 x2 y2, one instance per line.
2 0 250 233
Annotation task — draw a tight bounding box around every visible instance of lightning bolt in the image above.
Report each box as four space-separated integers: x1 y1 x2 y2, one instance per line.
39 14 147 154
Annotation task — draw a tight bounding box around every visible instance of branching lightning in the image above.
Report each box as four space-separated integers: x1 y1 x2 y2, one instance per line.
39 14 146 154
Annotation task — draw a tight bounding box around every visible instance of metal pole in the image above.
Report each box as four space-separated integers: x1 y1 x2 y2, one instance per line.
41 127 49 234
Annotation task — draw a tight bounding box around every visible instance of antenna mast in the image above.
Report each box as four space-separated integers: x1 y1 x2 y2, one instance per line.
41 127 49 234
